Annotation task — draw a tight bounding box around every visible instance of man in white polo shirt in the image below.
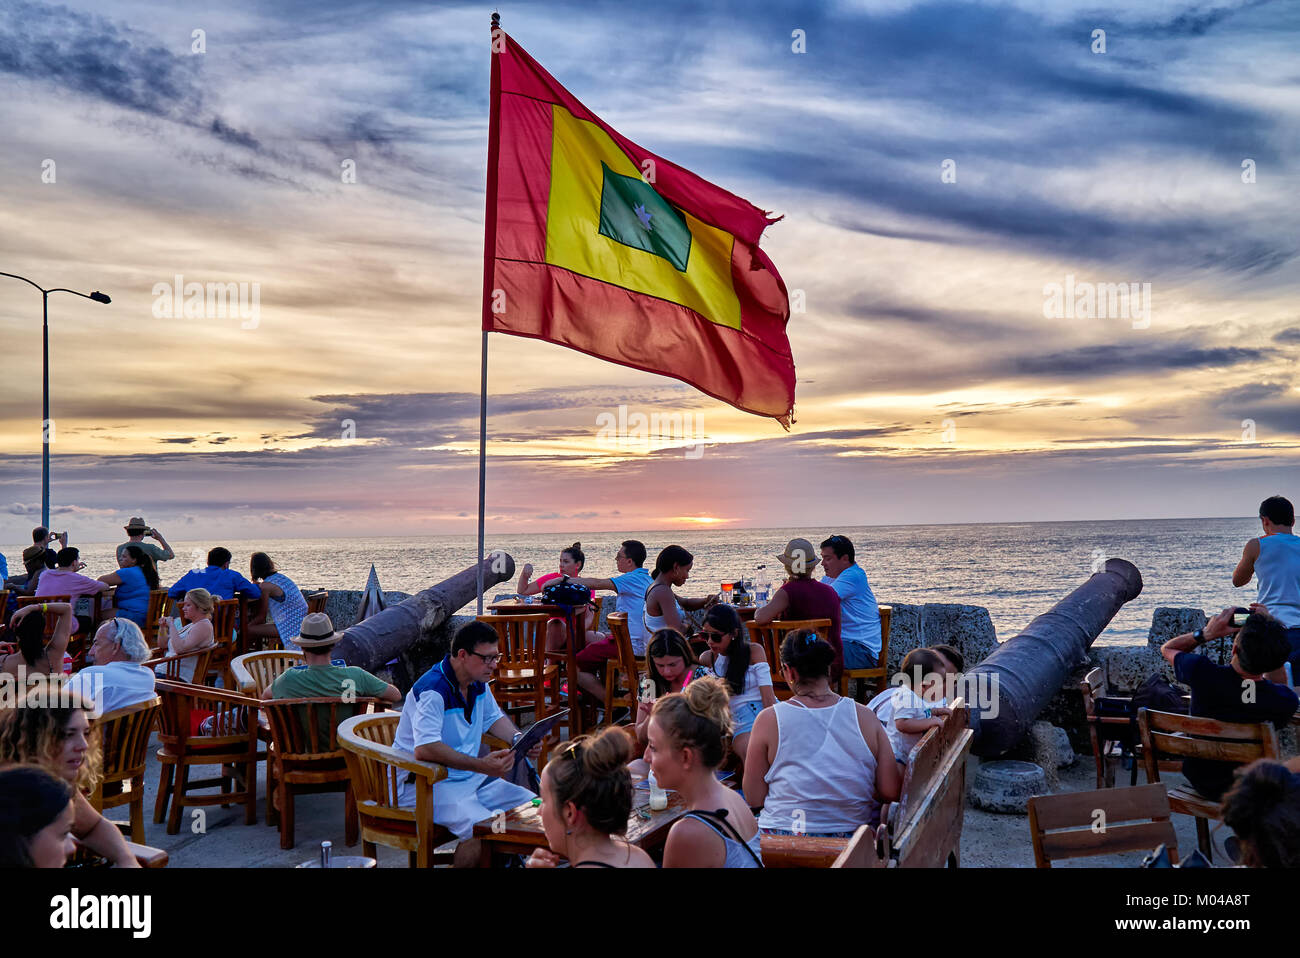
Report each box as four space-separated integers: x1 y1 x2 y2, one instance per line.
820 535 882 670
394 620 542 867
65 617 157 716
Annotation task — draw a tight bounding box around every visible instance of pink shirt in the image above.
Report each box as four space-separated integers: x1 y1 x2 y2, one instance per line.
35 568 110 600
535 572 595 601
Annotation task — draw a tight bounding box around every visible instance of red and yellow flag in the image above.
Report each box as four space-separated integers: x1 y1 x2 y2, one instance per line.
482 29 796 426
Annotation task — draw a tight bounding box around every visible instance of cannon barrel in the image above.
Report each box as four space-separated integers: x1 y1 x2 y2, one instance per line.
333 552 515 673
968 558 1142 757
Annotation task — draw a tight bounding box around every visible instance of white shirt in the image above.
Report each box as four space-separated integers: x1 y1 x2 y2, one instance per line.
66 661 157 717
824 563 881 656
868 685 944 763
710 653 772 710
610 567 652 652
393 659 505 806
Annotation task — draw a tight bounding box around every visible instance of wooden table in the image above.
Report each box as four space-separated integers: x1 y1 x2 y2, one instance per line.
473 789 690 865
488 599 590 735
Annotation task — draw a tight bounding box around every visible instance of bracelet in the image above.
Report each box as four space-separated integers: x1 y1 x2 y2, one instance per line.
41 603 48 614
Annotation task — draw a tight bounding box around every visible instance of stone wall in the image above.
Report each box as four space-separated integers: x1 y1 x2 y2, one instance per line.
315 587 1220 731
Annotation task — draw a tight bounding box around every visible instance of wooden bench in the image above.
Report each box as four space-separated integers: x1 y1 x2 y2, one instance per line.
879 701 973 867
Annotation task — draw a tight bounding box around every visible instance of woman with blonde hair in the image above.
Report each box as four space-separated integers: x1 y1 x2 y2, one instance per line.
156 588 215 683
526 726 655 868
648 675 763 868
0 690 140 867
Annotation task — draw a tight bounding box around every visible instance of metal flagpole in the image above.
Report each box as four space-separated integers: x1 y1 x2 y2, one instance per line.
476 330 487 614
477 11 503 614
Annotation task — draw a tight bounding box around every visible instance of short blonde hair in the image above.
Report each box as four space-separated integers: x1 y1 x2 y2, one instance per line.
184 588 215 618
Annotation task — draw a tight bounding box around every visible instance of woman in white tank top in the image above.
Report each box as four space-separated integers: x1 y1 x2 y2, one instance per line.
742 629 900 836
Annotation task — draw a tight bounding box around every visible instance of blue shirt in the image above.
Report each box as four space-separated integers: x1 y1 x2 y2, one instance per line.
824 563 882 656
167 566 262 601
610 567 652 651
113 565 151 618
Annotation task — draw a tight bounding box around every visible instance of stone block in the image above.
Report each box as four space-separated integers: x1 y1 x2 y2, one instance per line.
1148 607 1207 646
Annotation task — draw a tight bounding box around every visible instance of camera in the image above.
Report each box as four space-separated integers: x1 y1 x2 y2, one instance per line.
1231 607 1251 627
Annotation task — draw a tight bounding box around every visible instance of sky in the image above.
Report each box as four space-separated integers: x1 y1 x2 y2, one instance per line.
0 0 1297 543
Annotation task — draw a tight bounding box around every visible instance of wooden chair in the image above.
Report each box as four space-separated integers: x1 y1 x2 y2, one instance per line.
89 696 162 844
1137 707 1279 861
142 589 170 646
1028 783 1178 867
16 593 71 637
477 613 556 726
603 613 641 723
305 591 328 614
337 712 455 867
151 646 217 686
746 618 832 700
1080 667 1138 788
231 649 305 697
879 701 973 867
153 679 265 834
198 598 240 686
839 605 891 702
264 697 379 849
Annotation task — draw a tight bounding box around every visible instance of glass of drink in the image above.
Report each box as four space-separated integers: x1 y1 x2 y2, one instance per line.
720 582 733 604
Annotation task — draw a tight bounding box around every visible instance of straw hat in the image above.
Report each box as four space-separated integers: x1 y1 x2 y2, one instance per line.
297 612 342 649
124 517 148 533
775 537 818 575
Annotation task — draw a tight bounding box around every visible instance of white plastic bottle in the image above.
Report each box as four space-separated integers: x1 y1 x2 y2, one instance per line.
640 678 667 810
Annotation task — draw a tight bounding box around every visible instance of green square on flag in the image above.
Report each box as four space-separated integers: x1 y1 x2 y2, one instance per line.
597 162 692 272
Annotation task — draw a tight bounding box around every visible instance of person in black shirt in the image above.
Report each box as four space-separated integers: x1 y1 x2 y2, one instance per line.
1160 605 1298 799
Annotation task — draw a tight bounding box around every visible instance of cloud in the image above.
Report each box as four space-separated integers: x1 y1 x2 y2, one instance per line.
1012 343 1272 377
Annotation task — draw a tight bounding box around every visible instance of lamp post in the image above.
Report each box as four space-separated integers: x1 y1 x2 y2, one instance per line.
0 271 111 528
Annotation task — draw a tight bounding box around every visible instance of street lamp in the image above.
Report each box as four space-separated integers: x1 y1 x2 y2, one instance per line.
0 271 112 528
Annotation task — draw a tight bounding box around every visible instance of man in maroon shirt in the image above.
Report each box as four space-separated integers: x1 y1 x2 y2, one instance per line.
754 537 844 680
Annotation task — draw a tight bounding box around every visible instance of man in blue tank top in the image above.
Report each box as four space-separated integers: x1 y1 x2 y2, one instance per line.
1233 496 1300 681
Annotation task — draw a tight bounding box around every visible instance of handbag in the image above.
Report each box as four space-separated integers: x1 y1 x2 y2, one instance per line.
1132 674 1189 715
541 577 592 609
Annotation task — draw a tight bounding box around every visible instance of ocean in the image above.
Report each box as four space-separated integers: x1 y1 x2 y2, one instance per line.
56 517 1265 645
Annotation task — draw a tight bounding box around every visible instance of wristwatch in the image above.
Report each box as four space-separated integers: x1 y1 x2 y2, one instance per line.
1193 628 1206 645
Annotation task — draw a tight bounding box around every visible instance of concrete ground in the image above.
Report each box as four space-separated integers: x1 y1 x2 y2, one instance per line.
960 754 1229 867
125 725 1230 868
